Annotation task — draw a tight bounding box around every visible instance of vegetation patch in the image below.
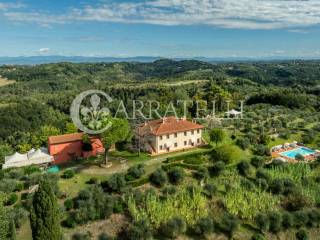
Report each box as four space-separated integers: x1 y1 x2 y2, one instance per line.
127 187 208 227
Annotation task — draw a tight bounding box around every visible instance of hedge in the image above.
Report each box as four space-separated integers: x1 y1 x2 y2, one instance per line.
162 162 201 171
127 176 150 187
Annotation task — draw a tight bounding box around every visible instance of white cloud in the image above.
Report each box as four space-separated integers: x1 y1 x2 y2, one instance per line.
0 2 25 11
38 48 50 54
2 0 320 29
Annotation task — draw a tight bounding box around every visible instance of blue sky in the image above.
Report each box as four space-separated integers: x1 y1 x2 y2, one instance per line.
0 0 320 58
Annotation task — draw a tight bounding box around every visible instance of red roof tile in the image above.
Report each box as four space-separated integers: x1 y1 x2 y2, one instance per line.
138 116 204 136
48 132 84 145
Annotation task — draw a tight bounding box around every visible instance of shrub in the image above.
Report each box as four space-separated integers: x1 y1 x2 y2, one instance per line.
194 217 214 235
240 178 255 191
253 145 270 156
255 178 268 191
209 128 225 146
126 219 153 240
98 233 111 240
167 167 185 185
8 168 24 179
282 179 298 195
283 193 311 211
63 213 77 228
62 169 75 179
203 183 217 198
72 232 91 240
256 169 271 183
251 234 265 240
306 209 320 228
282 212 294 229
126 164 145 180
161 217 186 238
208 161 225 177
14 182 24 192
87 177 100 184
210 145 239 164
102 173 126 193
72 185 114 225
268 212 282 233
128 176 149 188
269 179 284 194
295 154 305 162
113 201 124 214
23 165 41 175
219 213 239 238
237 161 251 176
295 229 309 240
5 193 18 206
0 179 17 193
255 214 269 233
162 186 177 196
7 206 29 228
149 168 167 187
193 166 208 181
236 138 250 150
293 211 309 228
64 199 74 211
251 156 265 168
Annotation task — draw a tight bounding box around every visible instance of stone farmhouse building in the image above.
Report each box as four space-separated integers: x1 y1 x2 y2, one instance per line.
137 116 204 155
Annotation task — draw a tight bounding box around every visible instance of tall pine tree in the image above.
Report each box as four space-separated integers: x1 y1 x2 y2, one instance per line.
30 179 62 240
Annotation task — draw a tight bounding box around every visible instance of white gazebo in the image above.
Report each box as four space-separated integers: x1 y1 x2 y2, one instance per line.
2 148 53 169
225 109 242 118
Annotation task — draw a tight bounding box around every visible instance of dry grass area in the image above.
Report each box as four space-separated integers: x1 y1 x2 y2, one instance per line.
64 214 128 239
0 76 15 86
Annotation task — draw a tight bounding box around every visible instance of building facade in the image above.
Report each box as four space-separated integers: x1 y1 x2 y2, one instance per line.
137 117 204 155
48 132 105 164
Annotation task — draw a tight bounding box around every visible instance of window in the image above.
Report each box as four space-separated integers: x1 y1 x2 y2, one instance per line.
174 142 178 147
191 130 194 135
160 136 163 140
174 133 177 138
197 129 200 134
167 134 170 139
184 132 187 136
184 141 187 146
160 145 163 150
197 138 200 143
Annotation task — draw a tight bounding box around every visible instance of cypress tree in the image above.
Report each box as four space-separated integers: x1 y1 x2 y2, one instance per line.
8 220 16 240
0 199 9 240
30 179 61 240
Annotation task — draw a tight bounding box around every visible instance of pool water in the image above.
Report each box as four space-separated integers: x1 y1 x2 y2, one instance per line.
47 165 60 173
280 147 316 159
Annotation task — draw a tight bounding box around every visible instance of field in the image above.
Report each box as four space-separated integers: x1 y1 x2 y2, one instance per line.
0 76 15 86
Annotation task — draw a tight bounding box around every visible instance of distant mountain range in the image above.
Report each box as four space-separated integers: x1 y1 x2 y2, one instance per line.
0 55 319 65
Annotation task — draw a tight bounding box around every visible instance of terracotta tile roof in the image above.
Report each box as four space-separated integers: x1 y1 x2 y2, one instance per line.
48 132 84 145
138 116 204 136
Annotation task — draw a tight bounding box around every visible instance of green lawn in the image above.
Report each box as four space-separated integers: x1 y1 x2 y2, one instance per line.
109 150 151 163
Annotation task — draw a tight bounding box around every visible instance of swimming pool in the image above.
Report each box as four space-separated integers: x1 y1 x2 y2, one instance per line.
47 165 60 173
280 147 316 159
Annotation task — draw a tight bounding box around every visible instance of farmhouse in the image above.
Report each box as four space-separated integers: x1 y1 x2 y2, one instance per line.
137 116 204 155
48 132 105 164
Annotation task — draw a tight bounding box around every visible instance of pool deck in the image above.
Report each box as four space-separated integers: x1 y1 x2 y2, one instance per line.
271 145 320 163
